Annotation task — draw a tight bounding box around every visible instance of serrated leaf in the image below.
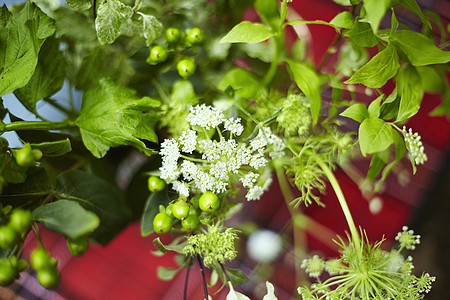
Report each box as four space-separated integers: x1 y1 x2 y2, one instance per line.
390 30 450 66
66 0 92 10
346 19 378 47
14 37 65 112
76 78 160 158
32 199 100 239
138 13 162 46
286 59 321 125
330 11 354 29
55 170 132 245
358 118 394 156
95 0 133 45
30 139 72 157
362 0 391 32
345 44 399 88
340 103 368 123
220 21 273 44
141 190 170 236
0 3 54 97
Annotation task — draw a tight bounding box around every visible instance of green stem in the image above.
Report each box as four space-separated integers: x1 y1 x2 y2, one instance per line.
317 160 361 252
180 154 209 164
262 35 281 87
2 120 75 133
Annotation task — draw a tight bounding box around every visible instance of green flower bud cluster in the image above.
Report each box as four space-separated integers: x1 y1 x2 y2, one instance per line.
147 27 204 79
153 191 222 235
182 225 237 267
297 229 435 300
276 94 311 137
13 143 43 167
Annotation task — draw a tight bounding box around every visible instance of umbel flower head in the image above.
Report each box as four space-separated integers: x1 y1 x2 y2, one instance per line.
298 228 435 300
159 104 285 200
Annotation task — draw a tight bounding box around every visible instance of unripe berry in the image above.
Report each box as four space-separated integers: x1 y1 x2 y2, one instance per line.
181 214 200 233
67 238 89 257
149 45 168 63
147 176 166 193
14 144 34 167
37 267 60 289
172 200 190 220
9 209 33 234
0 258 17 286
165 27 181 44
177 59 196 79
0 226 20 250
186 28 204 46
153 212 173 234
199 191 220 213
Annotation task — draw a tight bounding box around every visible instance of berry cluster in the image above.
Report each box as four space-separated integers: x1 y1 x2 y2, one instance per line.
13 143 43 167
148 27 204 79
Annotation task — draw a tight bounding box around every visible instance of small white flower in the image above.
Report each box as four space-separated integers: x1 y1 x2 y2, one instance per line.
179 129 197 153
249 153 268 170
240 172 259 188
403 126 427 165
186 104 225 130
160 138 180 163
245 177 272 201
181 160 198 181
224 117 244 136
198 139 220 161
160 161 180 181
172 181 189 197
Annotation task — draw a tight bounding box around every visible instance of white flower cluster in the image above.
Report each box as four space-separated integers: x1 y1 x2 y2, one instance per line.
159 105 285 200
403 127 427 165
395 226 421 250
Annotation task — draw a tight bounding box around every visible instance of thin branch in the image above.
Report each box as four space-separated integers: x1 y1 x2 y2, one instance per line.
197 255 209 300
183 258 193 300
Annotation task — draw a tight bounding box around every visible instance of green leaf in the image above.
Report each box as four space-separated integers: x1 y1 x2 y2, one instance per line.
390 30 450 66
368 95 383 118
95 0 133 45
75 78 160 158
30 139 72 157
330 11 354 29
218 68 263 99
14 37 65 112
0 3 54 97
397 84 423 122
220 21 273 44
255 0 279 30
358 118 394 156
0 167 51 207
336 41 368 77
345 44 399 88
417 66 447 93
0 153 27 184
340 103 368 123
152 237 186 254
55 170 132 245
398 0 431 30
362 0 391 32
286 59 321 125
32 199 99 239
141 190 170 236
66 0 92 10
346 19 378 47
366 149 389 182
157 266 181 281
225 267 248 286
138 13 162 46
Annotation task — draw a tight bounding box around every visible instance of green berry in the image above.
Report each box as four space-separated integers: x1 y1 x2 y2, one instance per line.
10 257 28 273
147 176 166 193
67 238 89 257
32 149 43 161
186 28 204 46
0 258 17 286
14 144 34 167
181 214 200 233
0 226 20 250
153 212 173 234
149 45 168 63
199 191 220 213
37 267 60 289
165 27 181 44
177 59 196 79
172 200 190 220
165 204 174 218
9 209 32 234
30 247 54 271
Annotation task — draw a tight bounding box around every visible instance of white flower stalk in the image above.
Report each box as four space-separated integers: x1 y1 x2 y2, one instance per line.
402 126 427 165
159 105 285 200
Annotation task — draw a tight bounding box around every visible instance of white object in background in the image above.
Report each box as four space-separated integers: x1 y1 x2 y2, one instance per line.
247 229 282 263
